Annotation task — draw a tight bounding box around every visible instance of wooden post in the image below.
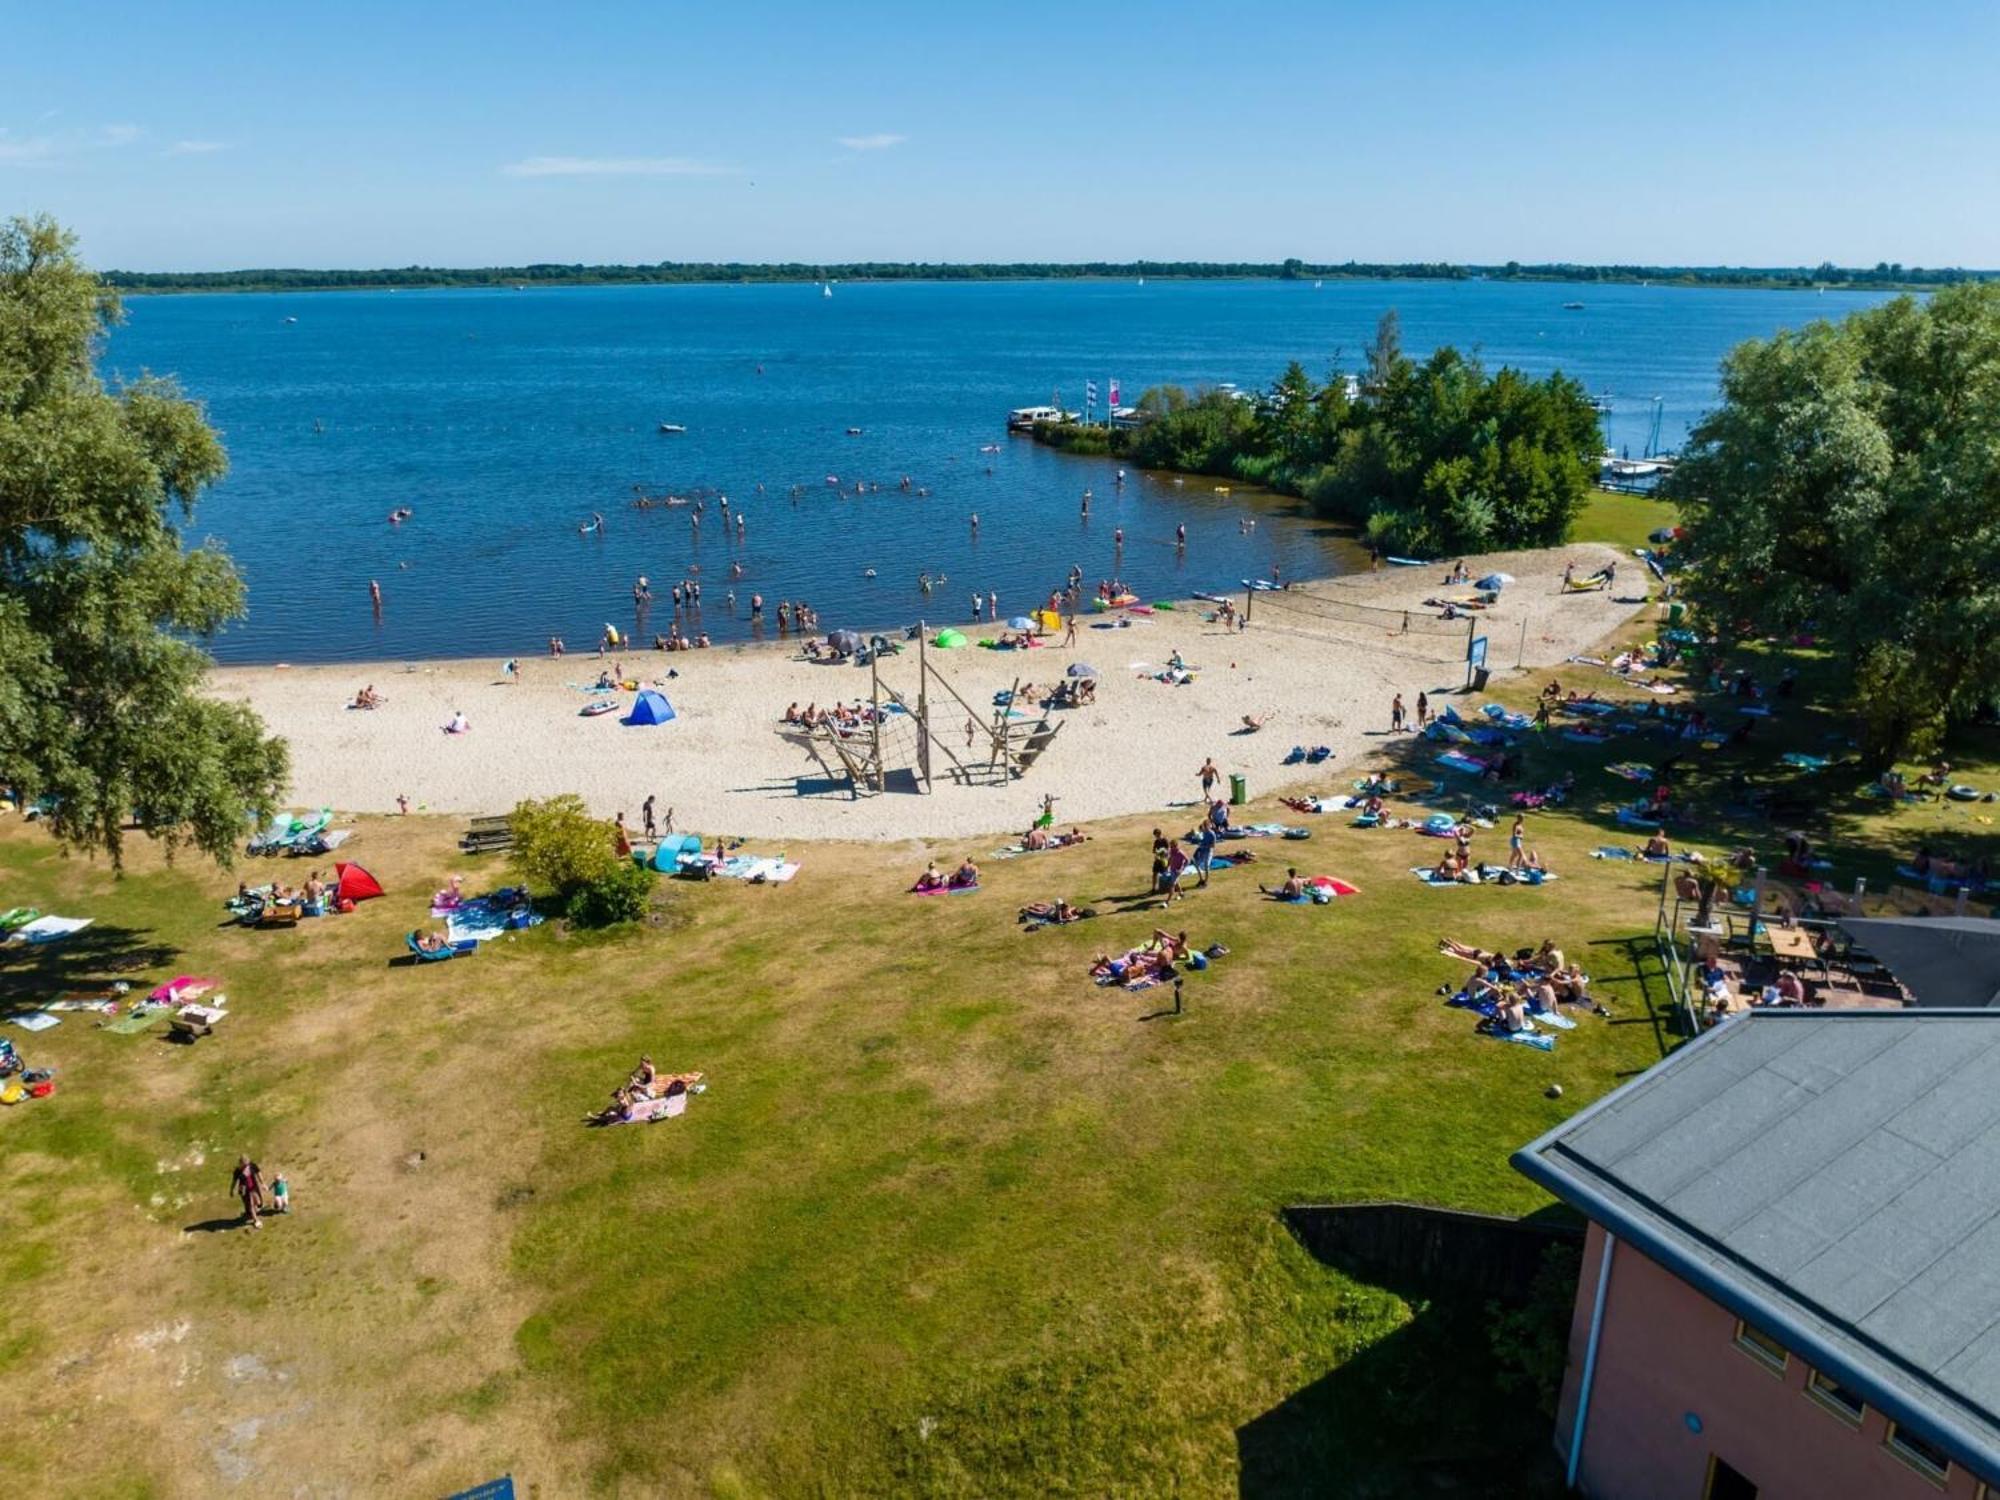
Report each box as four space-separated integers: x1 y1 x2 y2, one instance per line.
870 654 885 793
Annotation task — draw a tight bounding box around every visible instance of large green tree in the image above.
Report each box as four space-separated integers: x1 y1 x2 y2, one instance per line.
0 215 286 865
1668 284 2000 764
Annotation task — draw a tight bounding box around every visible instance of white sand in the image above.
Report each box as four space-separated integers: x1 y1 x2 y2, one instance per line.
207 544 1647 841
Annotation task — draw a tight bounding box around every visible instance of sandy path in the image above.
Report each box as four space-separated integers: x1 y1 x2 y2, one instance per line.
207 544 1645 841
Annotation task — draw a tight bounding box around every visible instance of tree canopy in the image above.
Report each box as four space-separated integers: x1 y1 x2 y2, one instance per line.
0 215 286 865
1668 284 2000 763
1123 314 1601 555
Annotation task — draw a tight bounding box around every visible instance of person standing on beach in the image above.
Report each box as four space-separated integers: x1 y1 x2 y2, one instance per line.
1391 694 1406 733
1198 757 1220 801
1416 691 1430 728
965 717 977 751
231 1155 266 1230
642 796 657 840
1063 613 1078 646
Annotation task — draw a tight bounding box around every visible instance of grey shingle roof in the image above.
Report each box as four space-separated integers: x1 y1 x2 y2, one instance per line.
1513 1011 2000 1481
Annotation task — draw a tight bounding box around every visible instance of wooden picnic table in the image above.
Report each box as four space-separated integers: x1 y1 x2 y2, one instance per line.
1764 926 1821 969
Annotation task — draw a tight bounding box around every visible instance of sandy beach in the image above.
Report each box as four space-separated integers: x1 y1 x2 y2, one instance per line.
207 544 1648 841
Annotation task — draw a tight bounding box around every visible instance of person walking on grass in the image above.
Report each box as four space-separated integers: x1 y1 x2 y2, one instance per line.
1198 756 1220 801
231 1155 266 1230
1151 828 1172 893
1192 820 1217 889
1391 694 1406 733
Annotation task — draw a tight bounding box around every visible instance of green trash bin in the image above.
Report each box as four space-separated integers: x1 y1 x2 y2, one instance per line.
1667 601 1685 624
1229 773 1248 806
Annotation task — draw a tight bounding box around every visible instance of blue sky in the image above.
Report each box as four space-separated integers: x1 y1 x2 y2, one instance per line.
6 0 1997 270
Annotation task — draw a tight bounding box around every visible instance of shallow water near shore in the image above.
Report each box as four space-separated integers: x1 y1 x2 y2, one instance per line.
107 278 1896 663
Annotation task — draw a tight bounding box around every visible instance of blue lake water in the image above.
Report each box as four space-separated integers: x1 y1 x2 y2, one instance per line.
105 278 1899 664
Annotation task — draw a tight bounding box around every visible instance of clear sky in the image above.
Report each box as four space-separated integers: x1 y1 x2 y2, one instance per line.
6 0 1997 271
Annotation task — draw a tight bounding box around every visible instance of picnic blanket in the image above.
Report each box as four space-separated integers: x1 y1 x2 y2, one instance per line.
10 1012 59 1032
443 892 541 944
1436 751 1487 775
101 1008 167 1035
1606 763 1654 782
7 916 92 944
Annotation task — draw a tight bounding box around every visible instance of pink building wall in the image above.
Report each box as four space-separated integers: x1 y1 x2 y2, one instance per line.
1552 1221 1987 1499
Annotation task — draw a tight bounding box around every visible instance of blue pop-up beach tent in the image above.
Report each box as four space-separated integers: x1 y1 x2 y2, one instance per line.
624 689 676 726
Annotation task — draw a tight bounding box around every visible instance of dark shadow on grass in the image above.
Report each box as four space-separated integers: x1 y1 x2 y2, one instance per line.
0 922 179 1019
1241 1204 1574 1498
181 1217 249 1234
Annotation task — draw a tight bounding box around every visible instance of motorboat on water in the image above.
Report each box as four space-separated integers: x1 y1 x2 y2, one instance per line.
659 423 686 434
1006 405 1065 432
1562 300 1585 310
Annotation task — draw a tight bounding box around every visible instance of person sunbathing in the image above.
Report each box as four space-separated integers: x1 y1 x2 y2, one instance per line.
1432 850 1466 882
351 685 383 709
1019 898 1082 925
1280 796 1322 814
586 1087 637 1126
1438 938 1502 970
1241 713 1269 732
912 861 946 893
630 1055 658 1092
1261 868 1308 900
1050 826 1089 848
413 929 451 954
1641 832 1671 859
1022 826 1051 851
950 858 980 888
782 702 801 724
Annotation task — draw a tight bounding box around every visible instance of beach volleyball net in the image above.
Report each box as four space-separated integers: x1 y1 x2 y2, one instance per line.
1244 587 1476 662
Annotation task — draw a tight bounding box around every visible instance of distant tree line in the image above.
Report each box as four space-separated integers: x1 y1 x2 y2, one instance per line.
100 259 1996 295
1047 312 1602 557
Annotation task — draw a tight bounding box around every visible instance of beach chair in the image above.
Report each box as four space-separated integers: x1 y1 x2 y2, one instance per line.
406 931 459 962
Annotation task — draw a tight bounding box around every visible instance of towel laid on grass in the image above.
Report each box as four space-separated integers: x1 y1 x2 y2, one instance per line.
7 916 92 944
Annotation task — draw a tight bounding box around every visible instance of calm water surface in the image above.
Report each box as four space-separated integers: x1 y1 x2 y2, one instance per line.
105 278 1897 663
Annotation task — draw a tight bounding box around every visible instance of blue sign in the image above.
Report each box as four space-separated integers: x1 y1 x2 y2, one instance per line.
1468 635 1488 668
446 1479 514 1500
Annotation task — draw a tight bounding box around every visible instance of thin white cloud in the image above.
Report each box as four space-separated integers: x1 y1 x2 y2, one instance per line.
99 124 143 146
502 155 731 178
837 133 906 151
167 140 229 156
0 134 55 166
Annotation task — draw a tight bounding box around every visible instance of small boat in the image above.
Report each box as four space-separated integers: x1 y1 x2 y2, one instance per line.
580 701 620 717
1242 579 1282 592
845 427 863 436
659 423 686 434
1588 393 1613 414
282 316 298 324
1561 301 1585 310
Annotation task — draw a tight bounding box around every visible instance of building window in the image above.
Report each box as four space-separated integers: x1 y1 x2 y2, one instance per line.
1732 1320 1787 1373
1805 1369 1866 1426
1885 1424 1952 1486
1705 1455 1759 1500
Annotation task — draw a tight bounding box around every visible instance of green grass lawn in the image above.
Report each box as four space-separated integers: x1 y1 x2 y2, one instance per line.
1572 487 1675 551
4 594 1997 1496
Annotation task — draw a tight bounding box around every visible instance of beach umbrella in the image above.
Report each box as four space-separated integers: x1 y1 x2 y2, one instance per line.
1476 572 1514 590
828 629 863 654
1008 615 1034 630
934 629 968 649
1067 662 1098 678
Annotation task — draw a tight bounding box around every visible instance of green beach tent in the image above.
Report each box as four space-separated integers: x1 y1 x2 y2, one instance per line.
933 629 968 648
